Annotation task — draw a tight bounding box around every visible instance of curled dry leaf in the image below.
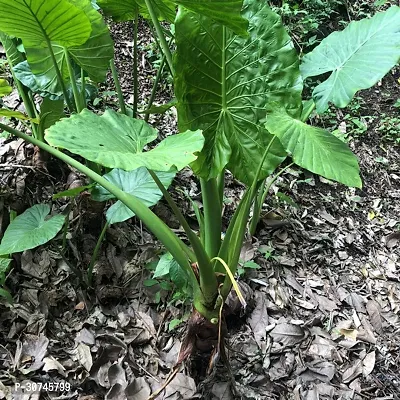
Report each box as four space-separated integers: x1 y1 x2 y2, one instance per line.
248 291 269 350
362 351 376 377
298 360 336 383
126 377 151 400
17 334 49 373
269 322 307 349
385 231 400 249
342 360 363 383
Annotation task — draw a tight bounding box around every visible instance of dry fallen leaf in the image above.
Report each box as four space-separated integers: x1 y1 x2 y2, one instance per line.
362 351 376 377
17 334 49 374
248 291 269 350
269 322 306 349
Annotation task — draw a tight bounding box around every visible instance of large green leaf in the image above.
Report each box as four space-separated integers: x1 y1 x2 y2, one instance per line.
20 0 113 96
0 204 65 255
265 105 361 188
92 167 175 224
301 6 400 114
13 59 68 97
68 0 114 82
0 0 91 48
0 32 24 67
97 0 176 22
13 60 98 99
174 0 301 185
98 0 247 34
0 79 12 97
175 1 248 36
45 109 204 171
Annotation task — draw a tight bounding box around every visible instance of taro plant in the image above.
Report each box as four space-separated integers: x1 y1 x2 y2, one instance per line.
0 204 65 303
0 0 400 369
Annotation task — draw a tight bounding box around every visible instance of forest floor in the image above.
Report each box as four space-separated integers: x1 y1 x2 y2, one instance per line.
1 9 400 400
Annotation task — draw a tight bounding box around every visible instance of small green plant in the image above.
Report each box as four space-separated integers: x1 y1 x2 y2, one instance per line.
0 0 399 376
0 204 65 303
376 114 400 143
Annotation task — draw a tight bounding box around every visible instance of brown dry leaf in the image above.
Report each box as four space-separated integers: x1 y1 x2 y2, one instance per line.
248 291 269 350
342 359 363 383
269 353 295 381
308 336 341 362
239 240 255 262
385 231 400 248
161 373 197 399
75 301 86 310
362 351 376 377
269 322 306 349
42 356 66 376
72 343 93 372
366 300 383 334
126 377 151 400
106 384 126 400
298 360 336 383
314 295 338 312
17 334 49 373
21 250 51 279
211 382 234 400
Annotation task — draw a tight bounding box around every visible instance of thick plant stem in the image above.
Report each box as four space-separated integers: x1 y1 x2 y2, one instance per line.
110 60 127 115
16 78 39 139
149 170 218 307
144 53 166 123
80 68 87 109
64 48 84 112
216 171 225 208
219 137 277 300
144 0 175 76
133 8 139 118
87 221 109 286
0 33 39 138
249 162 294 236
200 178 222 259
46 42 74 112
0 123 204 300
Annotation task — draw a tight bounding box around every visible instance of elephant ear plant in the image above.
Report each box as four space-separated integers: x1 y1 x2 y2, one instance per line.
1 0 400 370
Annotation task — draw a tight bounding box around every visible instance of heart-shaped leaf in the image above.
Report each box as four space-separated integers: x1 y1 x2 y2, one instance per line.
0 0 92 48
45 109 204 172
92 167 175 224
266 105 361 188
0 204 65 255
25 0 114 93
175 0 301 185
301 6 400 113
